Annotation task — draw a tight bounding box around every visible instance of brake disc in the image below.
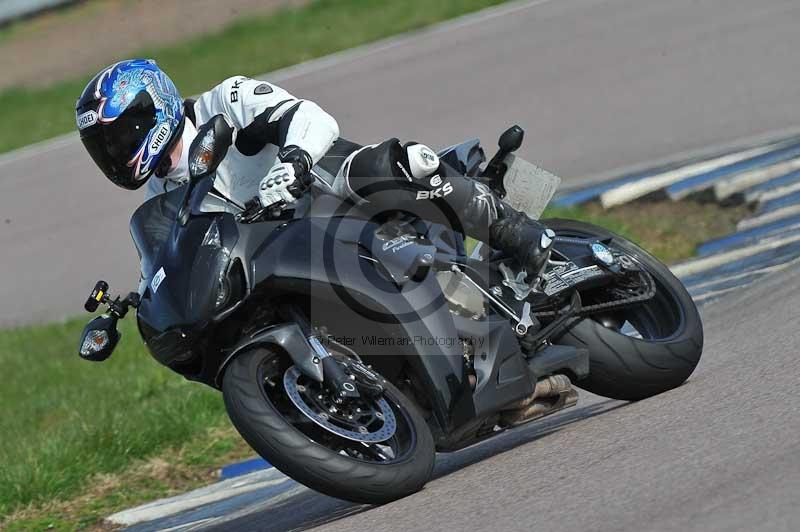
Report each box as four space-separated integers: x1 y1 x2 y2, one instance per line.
283 366 397 443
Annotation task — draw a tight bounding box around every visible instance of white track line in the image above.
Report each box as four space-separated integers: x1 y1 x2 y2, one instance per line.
0 133 77 167
265 0 557 84
106 470 290 527
158 518 218 532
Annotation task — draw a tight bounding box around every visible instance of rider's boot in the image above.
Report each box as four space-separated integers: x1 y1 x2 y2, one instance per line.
401 142 555 278
463 182 555 278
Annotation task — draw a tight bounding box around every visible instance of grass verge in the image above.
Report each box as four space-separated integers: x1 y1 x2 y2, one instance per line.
0 198 747 529
0 317 244 528
4 426 252 531
543 199 749 264
0 0 509 155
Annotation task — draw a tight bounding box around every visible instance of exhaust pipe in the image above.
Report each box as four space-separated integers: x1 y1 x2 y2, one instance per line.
500 374 578 426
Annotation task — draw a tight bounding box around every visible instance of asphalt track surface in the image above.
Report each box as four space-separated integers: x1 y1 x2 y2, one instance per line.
187 264 800 532
3 0 800 325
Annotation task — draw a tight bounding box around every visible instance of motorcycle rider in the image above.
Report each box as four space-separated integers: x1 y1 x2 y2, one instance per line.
75 59 554 277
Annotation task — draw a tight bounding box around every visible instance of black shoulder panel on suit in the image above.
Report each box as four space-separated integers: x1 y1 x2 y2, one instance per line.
234 99 294 156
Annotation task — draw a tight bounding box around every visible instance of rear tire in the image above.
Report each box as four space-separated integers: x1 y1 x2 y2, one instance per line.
222 347 435 504
543 219 704 401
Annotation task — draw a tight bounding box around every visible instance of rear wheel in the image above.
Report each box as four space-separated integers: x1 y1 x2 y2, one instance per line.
542 219 703 401
222 346 435 504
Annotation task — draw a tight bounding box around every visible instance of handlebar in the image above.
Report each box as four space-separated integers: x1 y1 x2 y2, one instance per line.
237 171 316 224
287 171 315 198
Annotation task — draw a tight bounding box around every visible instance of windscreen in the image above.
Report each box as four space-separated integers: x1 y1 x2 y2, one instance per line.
129 186 183 278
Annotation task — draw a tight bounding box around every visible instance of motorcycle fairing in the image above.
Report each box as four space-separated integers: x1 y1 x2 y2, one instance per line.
132 187 244 370
127 139 538 439
245 214 477 433
437 139 485 177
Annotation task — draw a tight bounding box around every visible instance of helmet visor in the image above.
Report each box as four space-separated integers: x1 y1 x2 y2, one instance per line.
81 92 157 189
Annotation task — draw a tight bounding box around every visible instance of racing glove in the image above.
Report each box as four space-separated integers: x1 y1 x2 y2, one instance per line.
258 146 315 208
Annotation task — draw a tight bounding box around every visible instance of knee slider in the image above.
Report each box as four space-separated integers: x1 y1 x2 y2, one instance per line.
405 143 440 179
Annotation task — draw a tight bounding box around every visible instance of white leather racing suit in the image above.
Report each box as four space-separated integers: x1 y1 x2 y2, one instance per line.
145 75 339 207
143 75 553 276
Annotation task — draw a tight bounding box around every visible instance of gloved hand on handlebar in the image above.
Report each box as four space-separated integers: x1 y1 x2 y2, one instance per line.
258 146 315 208
259 162 303 207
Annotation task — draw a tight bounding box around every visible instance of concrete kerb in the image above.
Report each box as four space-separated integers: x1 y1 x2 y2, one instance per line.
106 468 292 527
713 156 800 202
738 206 800 231
666 141 800 201
599 143 781 208
671 231 800 277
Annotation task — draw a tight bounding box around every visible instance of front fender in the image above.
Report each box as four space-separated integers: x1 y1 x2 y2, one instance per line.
215 323 322 387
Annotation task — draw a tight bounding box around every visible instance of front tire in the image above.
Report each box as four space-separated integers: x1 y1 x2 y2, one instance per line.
543 219 704 401
222 346 435 504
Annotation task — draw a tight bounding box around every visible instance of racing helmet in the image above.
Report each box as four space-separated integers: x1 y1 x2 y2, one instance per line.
76 59 185 190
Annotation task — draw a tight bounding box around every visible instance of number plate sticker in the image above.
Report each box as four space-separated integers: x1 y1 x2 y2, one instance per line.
151 267 167 293
503 155 561 220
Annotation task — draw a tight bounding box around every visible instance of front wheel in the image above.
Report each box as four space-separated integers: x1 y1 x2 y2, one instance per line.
542 219 704 401
222 346 435 504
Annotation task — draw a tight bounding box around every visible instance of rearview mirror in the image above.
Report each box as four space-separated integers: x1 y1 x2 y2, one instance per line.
188 114 235 182
78 315 120 362
498 125 524 154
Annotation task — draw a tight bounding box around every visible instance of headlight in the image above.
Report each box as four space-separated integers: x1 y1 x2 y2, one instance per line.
215 270 231 309
200 220 238 311
215 259 246 312
202 220 224 248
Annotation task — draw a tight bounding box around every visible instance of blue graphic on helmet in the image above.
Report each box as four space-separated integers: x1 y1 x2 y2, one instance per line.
95 59 183 180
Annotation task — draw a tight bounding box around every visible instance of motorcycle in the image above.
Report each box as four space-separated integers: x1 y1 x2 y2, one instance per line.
79 116 703 504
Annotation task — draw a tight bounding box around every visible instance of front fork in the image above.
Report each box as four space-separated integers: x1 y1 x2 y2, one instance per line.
283 304 379 399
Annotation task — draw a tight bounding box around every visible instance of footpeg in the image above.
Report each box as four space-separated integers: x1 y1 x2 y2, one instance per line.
499 263 534 301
